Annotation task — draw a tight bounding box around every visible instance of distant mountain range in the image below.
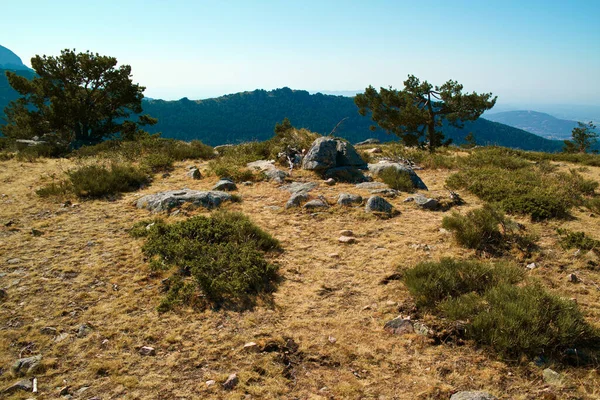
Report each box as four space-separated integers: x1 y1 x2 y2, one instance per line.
0 45 31 71
485 110 581 140
140 88 567 152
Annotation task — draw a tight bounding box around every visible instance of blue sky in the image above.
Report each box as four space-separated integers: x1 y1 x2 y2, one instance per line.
2 0 599 104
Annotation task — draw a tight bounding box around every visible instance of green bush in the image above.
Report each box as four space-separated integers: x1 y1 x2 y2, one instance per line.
68 164 150 198
557 229 600 252
403 258 523 308
138 212 281 310
142 153 174 172
36 180 72 198
442 205 537 254
379 168 415 192
440 283 597 358
586 198 600 214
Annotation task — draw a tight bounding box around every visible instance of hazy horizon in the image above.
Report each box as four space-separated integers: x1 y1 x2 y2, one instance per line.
2 0 599 106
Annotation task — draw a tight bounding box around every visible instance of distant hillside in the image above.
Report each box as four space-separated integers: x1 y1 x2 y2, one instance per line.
485 110 580 140
0 45 31 71
141 87 565 152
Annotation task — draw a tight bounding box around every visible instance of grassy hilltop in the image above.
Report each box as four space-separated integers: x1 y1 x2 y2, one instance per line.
1 132 600 399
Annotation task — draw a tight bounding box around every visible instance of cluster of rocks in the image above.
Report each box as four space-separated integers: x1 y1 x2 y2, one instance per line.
301 137 369 182
246 160 289 183
136 190 236 213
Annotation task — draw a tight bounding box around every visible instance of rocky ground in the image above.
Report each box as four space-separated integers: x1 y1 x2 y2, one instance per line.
1 145 600 399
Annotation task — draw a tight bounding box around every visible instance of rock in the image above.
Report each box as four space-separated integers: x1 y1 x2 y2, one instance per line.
383 318 414 335
543 368 562 385
410 194 440 210
139 346 156 356
212 178 237 191
328 336 337 344
77 323 92 338
242 181 253 186
54 332 69 343
263 168 288 183
338 236 355 244
243 342 259 352
365 196 394 215
281 182 319 194
11 355 42 377
323 166 369 183
302 137 339 171
0 288 6 301
324 178 336 186
450 391 498 400
136 190 235 212
40 327 57 335
355 138 380 146
2 379 33 394
370 188 398 198
222 373 239 390
335 140 368 168
337 193 363 206
206 380 216 387
413 322 431 336
366 147 382 154
368 162 428 190
187 168 201 180
31 229 43 237
526 263 537 270
355 182 388 190
339 230 354 237
246 160 289 183
59 386 70 396
285 192 310 209
7 258 21 264
567 273 579 283
303 199 329 210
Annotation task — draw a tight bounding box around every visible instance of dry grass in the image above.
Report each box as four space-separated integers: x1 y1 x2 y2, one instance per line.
1 150 600 399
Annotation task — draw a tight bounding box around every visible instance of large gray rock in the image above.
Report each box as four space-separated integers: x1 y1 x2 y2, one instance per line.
247 160 289 183
280 182 319 194
11 354 42 376
136 190 235 212
302 137 339 171
285 192 310 209
368 162 428 190
212 178 237 191
335 141 368 169
365 196 394 214
411 194 440 210
450 392 497 400
337 193 363 206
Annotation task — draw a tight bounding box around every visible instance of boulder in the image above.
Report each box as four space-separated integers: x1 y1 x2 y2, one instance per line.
187 168 201 180
335 140 368 169
285 192 310 209
450 392 498 400
212 178 237 191
365 196 394 214
337 193 363 206
136 190 236 212
303 199 329 210
246 160 289 183
384 318 414 335
281 182 319 194
323 166 369 183
368 162 428 190
355 138 380 146
302 137 339 171
263 169 288 183
411 194 440 210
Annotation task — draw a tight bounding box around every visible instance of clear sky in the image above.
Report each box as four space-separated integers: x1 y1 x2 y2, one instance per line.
2 0 599 104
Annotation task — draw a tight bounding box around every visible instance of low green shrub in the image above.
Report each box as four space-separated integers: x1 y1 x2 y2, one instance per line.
36 180 72 198
439 283 597 358
138 212 281 310
403 258 523 308
68 164 150 198
142 153 174 172
379 168 415 192
586 198 600 214
442 204 537 254
557 229 600 252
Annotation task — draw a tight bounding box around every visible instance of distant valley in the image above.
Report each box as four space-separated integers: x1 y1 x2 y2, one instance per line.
485 110 583 140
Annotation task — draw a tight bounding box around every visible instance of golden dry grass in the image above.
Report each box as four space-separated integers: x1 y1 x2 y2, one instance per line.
1 153 600 399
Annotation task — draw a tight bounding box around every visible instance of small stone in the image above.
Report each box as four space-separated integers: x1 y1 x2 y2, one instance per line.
324 178 336 186
54 333 69 343
337 193 363 206
2 379 33 394
413 322 431 336
328 336 337 344
383 317 414 335
59 386 70 396
243 342 259 352
526 262 537 270
77 323 92 338
213 178 237 191
339 230 354 237
303 199 328 209
543 368 562 385
285 192 310 209
338 236 356 244
450 391 498 400
567 273 579 283
242 181 253 186
206 380 216 387
328 253 339 258
365 195 394 214
139 346 156 356
187 168 202 180
31 229 43 237
11 355 42 377
439 228 450 235
222 373 239 390
7 258 21 264
385 300 396 306
40 327 57 335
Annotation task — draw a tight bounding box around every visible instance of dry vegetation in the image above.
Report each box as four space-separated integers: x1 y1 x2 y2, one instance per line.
1 142 600 399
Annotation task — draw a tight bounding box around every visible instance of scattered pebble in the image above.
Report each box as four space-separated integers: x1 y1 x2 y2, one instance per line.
338 236 356 244
139 346 156 356
222 373 239 390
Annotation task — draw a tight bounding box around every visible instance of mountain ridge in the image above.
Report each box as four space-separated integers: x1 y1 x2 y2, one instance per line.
485 110 582 140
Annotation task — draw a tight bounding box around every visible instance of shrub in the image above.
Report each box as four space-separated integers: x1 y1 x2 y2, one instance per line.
442 204 537 254
138 212 281 310
36 180 72 198
586 198 600 214
68 164 149 198
403 258 523 308
439 283 597 358
557 229 600 252
142 153 174 172
379 168 415 192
